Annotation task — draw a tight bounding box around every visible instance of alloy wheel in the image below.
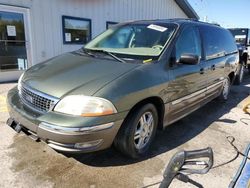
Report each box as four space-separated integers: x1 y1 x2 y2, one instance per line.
134 112 154 150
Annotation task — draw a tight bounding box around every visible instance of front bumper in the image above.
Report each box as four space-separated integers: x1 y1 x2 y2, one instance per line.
7 87 124 153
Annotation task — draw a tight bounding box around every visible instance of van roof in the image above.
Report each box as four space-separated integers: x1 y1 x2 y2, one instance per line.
129 18 221 28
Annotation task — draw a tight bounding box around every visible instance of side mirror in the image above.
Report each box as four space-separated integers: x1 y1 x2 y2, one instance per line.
179 54 199 65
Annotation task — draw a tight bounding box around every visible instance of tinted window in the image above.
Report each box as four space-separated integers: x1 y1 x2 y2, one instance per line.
224 30 238 53
174 26 201 62
201 26 237 60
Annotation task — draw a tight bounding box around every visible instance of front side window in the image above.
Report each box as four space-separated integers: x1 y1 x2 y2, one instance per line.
85 23 177 57
174 26 201 62
62 16 91 44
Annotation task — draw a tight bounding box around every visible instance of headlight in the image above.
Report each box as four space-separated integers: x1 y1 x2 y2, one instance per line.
54 95 117 117
18 73 24 91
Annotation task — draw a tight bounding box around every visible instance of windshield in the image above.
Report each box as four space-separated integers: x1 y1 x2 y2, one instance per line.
229 29 248 45
85 23 177 57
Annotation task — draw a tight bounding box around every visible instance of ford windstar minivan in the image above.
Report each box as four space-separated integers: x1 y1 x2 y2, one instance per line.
7 19 239 158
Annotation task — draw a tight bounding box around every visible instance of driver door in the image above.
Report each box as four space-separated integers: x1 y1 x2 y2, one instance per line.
166 26 207 124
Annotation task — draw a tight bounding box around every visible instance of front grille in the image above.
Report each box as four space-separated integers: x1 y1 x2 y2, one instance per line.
19 84 59 113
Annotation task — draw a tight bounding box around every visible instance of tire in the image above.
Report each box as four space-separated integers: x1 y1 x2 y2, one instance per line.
114 103 158 158
234 63 244 85
218 77 231 102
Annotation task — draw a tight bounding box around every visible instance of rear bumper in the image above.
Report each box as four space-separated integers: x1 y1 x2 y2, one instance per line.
7 87 123 153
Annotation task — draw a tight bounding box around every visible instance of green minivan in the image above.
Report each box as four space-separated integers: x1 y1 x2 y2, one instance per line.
7 19 239 158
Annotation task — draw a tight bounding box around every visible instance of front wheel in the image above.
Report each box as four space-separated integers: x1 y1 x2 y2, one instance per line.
114 103 158 158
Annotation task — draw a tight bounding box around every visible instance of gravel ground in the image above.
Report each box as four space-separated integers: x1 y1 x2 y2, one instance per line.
0 75 249 188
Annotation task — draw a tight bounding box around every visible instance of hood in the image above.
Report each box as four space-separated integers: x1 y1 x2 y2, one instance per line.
22 52 140 98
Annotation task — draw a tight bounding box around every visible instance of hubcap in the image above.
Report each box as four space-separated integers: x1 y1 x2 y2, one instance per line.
223 79 229 99
134 112 154 150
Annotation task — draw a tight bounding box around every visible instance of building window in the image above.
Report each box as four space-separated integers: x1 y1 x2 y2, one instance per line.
62 16 91 44
106 21 118 29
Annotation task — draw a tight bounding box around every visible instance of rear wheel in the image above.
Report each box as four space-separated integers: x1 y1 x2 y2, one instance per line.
218 77 231 101
234 63 244 85
114 103 158 158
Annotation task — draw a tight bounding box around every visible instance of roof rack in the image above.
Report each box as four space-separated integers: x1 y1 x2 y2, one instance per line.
166 18 199 22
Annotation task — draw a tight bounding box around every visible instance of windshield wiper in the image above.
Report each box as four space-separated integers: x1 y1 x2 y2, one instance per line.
86 49 126 63
78 49 96 58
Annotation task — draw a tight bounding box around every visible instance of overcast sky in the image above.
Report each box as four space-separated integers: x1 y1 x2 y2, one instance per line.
188 0 250 28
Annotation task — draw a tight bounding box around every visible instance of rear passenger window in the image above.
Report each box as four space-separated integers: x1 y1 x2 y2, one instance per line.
174 27 201 62
223 30 238 53
200 26 237 60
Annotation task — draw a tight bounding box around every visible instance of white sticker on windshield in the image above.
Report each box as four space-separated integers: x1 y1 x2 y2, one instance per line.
235 35 246 39
147 24 168 32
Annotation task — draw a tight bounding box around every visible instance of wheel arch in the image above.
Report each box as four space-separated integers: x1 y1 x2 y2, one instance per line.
124 96 165 130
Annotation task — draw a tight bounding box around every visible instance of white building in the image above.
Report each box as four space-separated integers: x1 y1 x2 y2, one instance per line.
0 0 198 82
